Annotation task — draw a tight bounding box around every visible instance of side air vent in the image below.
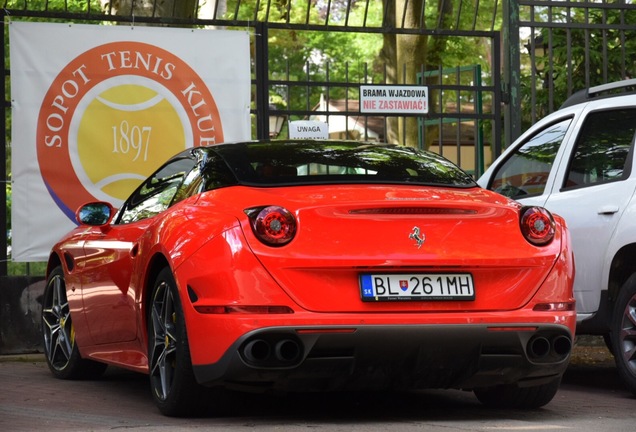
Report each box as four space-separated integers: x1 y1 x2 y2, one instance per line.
63 252 75 272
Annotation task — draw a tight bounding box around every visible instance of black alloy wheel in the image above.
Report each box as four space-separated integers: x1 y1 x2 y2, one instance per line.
41 265 107 379
148 267 205 416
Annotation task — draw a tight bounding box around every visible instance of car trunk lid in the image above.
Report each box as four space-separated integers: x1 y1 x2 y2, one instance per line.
217 185 561 313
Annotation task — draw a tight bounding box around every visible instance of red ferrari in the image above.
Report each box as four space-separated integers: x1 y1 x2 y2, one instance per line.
42 140 575 416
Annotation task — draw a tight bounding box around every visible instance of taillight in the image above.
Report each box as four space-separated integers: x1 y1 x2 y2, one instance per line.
246 205 297 246
520 206 555 246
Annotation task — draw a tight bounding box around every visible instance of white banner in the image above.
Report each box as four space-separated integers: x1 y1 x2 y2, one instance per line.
10 22 251 261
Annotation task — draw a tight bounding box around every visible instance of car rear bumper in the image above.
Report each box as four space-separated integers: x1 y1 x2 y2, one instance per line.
192 323 572 392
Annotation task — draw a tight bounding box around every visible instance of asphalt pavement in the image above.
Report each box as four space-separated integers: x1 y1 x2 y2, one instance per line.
0 336 628 432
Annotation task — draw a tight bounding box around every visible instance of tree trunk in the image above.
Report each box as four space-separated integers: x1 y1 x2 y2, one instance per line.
382 0 427 148
397 0 428 148
381 0 458 149
380 1 399 145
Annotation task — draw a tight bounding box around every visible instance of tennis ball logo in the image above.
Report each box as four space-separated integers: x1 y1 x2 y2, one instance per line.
37 41 223 221
76 83 185 201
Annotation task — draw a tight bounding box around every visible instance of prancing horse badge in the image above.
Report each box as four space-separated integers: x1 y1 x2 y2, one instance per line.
409 226 425 249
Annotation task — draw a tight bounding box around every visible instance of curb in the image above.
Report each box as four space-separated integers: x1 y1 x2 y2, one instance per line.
0 353 45 363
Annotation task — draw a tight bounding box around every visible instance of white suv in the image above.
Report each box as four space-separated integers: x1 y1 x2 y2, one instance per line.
478 79 636 395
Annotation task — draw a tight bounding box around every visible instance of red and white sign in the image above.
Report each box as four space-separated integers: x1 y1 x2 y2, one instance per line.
360 85 429 114
10 22 251 261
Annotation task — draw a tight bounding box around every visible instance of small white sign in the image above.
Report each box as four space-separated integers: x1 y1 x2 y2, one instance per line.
288 120 329 139
360 85 428 114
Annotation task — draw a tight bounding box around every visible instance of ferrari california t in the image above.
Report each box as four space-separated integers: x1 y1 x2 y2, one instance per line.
41 140 575 416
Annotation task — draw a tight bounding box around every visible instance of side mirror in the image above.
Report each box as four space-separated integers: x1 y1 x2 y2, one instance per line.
76 202 115 226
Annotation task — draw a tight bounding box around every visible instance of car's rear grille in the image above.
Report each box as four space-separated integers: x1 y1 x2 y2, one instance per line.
349 207 477 215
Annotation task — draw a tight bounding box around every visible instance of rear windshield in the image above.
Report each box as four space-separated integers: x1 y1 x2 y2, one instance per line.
204 140 476 188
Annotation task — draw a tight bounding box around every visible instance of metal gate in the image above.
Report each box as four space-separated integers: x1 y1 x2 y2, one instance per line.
516 0 636 128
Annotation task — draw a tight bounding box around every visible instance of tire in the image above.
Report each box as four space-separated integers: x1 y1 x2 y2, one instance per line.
148 267 209 417
473 377 561 409
41 266 107 380
603 333 614 355
610 274 636 396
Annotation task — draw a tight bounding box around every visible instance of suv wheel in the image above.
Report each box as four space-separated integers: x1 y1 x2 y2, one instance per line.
611 274 636 396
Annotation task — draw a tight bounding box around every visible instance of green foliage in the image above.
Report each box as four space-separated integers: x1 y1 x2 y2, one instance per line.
4 0 101 13
551 21 636 104
263 1 384 115
521 6 636 126
253 0 500 130
8 261 47 276
5 182 9 220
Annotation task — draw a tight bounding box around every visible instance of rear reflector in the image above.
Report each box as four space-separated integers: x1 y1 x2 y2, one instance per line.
194 305 294 314
533 302 575 311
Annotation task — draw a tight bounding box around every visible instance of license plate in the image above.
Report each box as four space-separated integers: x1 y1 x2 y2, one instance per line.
360 273 475 301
